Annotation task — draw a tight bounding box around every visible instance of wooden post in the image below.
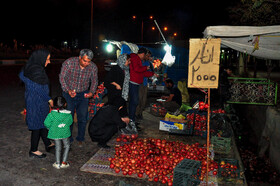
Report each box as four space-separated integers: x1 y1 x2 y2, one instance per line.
206 88 211 185
188 38 221 185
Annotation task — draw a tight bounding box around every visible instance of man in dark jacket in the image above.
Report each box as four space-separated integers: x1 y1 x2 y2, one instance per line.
162 78 182 112
88 98 129 148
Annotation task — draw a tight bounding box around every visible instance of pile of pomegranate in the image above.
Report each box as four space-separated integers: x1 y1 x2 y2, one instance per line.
151 103 167 117
109 138 219 185
116 134 139 142
219 160 239 178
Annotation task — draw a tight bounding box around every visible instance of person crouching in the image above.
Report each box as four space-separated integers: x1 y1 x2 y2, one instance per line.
88 97 129 148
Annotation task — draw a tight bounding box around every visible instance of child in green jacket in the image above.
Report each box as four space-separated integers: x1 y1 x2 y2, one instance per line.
44 96 73 169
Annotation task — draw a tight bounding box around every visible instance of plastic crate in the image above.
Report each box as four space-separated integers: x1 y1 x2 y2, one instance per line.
169 124 193 135
150 103 167 117
218 158 240 180
211 136 231 154
173 159 201 186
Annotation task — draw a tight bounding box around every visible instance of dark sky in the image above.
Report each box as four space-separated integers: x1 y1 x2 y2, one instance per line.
1 0 235 48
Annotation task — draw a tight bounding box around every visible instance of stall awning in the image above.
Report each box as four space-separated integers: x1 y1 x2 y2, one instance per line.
203 25 280 60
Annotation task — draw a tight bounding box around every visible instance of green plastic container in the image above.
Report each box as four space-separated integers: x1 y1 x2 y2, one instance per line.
173 159 201 186
211 136 231 154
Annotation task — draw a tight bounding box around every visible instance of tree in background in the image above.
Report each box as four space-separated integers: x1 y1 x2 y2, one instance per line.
228 0 280 26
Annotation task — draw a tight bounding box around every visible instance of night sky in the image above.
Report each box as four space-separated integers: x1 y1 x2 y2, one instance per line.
1 0 235 48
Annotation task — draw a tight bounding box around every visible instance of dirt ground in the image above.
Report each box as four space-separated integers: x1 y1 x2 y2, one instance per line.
0 64 203 186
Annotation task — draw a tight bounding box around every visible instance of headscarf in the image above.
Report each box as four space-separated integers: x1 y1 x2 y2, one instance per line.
23 49 50 85
116 54 130 101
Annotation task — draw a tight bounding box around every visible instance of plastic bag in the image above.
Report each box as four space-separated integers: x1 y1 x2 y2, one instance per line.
162 45 175 67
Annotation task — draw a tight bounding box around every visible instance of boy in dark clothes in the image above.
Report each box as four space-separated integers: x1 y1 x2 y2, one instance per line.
88 98 129 148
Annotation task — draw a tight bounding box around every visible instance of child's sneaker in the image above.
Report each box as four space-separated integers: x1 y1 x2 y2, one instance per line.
52 162 60 169
60 162 70 168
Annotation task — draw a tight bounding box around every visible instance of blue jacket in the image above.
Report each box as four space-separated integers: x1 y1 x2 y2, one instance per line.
19 71 51 130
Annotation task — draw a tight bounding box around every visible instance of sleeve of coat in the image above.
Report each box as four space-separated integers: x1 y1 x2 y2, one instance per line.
44 113 52 129
130 54 148 73
59 59 71 93
89 63 98 94
143 71 154 78
112 109 126 129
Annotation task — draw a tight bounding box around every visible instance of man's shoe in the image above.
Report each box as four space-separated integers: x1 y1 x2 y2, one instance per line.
78 141 83 148
136 125 142 131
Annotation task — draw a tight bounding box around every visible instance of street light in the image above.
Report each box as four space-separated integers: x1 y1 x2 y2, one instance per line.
90 0 93 50
132 15 155 43
164 27 168 31
106 43 113 53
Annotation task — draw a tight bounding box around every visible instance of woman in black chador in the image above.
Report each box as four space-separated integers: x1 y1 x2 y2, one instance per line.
88 98 129 148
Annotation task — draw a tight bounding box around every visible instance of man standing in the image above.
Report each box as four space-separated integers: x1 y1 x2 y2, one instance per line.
129 48 155 126
59 49 98 146
135 55 154 121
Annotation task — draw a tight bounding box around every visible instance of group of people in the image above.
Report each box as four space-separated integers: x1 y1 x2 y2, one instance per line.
20 46 232 170
89 47 157 147
20 48 98 169
19 47 164 170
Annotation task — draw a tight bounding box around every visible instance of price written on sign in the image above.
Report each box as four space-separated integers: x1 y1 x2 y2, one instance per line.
188 38 221 89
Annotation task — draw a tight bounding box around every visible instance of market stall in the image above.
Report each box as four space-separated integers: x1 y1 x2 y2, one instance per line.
204 25 280 173
203 25 280 60
80 37 248 186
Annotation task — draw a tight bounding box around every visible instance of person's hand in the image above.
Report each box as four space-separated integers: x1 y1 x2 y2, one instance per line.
121 117 130 124
84 92 93 98
48 99 54 107
115 84 122 90
112 82 121 90
68 90 76 98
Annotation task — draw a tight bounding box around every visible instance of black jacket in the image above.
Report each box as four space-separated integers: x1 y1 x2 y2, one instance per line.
88 105 126 142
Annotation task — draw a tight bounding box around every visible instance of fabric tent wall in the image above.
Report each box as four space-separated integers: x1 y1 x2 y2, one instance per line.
166 47 189 83
203 25 280 60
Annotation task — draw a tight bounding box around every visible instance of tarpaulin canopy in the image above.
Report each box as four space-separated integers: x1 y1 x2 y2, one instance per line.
203 25 280 60
103 39 176 67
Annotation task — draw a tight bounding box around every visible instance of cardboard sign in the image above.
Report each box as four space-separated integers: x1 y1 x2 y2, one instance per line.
188 39 221 88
